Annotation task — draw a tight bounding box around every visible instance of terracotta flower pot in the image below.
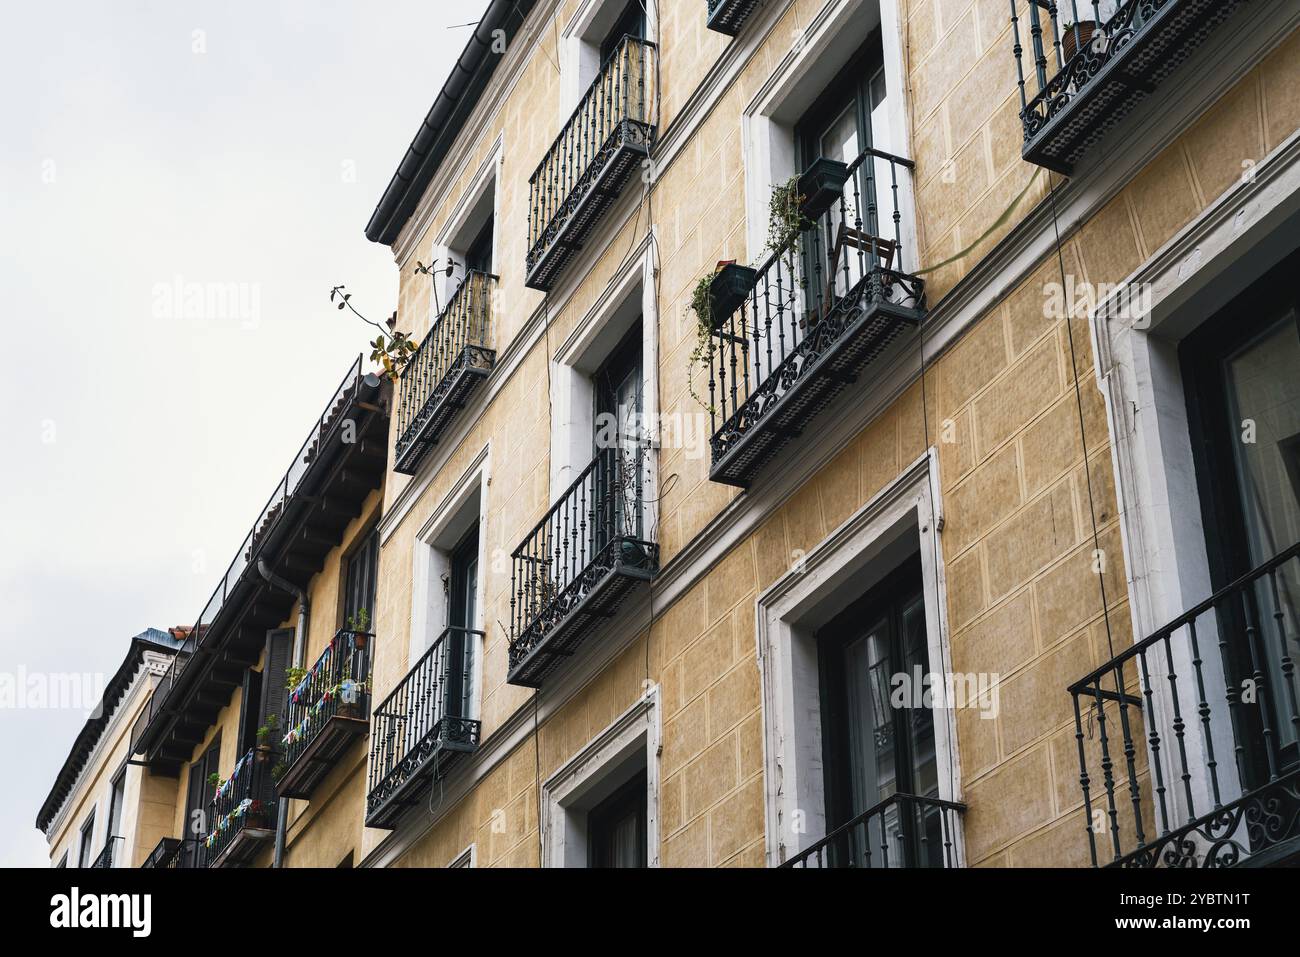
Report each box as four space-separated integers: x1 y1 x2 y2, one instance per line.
1061 21 1097 61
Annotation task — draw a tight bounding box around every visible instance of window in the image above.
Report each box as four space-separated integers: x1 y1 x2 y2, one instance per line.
77 813 95 868
184 733 221 862
1181 249 1300 783
542 688 660 867
463 215 494 274
106 767 126 855
444 524 479 719
795 35 896 311
588 769 648 868
344 527 379 630
598 0 646 65
817 554 943 865
593 321 645 541
755 455 963 866
55 852 68 869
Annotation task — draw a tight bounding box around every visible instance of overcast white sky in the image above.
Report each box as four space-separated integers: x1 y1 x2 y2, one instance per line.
0 0 471 866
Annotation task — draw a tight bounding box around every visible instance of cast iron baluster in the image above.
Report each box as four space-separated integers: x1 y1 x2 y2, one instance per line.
1266 566 1300 748
1242 585 1279 781
1028 1 1048 94
1185 617 1223 808
1111 660 1147 848
1073 691 1099 864
888 158 903 271
1136 646 1171 834
1217 592 1251 792
1011 0 1028 116
1159 632 1195 822
1090 681 1123 860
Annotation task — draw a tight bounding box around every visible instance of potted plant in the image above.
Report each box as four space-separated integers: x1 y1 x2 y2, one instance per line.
796 157 850 220
1061 20 1097 61
707 260 758 330
255 715 279 760
206 772 221 789
345 608 372 648
243 799 271 830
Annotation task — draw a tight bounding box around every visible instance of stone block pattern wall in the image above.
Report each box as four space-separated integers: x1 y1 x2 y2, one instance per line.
373 0 1299 868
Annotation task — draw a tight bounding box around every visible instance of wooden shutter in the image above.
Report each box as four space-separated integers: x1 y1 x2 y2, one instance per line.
259 629 294 731
237 668 263 754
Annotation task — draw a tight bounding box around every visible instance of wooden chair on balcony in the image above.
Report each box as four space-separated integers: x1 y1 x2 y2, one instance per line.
804 223 897 328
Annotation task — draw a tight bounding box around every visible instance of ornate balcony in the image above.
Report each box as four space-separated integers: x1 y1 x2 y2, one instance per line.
1011 0 1250 174
508 445 658 688
1068 542 1300 867
141 837 199 869
782 793 966 868
707 148 925 487
201 747 277 868
393 271 497 476
706 0 763 36
276 629 372 800
365 626 482 829
525 36 657 292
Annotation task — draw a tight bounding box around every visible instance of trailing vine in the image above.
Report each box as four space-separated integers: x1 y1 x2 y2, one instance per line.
687 273 717 413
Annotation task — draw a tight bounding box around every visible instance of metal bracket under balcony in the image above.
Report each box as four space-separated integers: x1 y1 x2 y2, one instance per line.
393 271 497 476
365 626 483 829
1013 0 1250 174
707 148 925 488
706 0 762 36
525 37 657 292
508 446 659 688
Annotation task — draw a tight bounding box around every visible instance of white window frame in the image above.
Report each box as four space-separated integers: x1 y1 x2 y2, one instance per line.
410 445 491 722
559 0 659 120
1090 131 1300 826
424 137 503 327
740 0 917 269
541 684 661 868
755 449 963 866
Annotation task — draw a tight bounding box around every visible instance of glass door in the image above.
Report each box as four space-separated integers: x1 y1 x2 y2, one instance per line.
594 324 644 546
1183 249 1300 783
445 526 479 721
818 555 940 865
796 35 890 321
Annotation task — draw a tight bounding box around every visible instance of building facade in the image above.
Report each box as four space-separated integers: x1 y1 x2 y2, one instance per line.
42 0 1300 869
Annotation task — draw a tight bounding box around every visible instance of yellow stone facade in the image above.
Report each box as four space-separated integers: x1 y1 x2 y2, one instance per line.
43 1 1300 869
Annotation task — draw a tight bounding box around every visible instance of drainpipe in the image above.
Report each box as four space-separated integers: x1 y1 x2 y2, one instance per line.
257 558 308 868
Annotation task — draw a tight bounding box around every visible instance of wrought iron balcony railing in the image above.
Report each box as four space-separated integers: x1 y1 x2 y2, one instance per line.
706 0 763 35
131 356 370 761
365 625 482 829
393 271 497 476
708 147 924 487
201 746 277 867
782 793 966 868
508 444 658 687
1011 0 1250 173
90 836 122 869
1069 542 1300 868
276 628 373 800
525 35 657 291
141 837 198 869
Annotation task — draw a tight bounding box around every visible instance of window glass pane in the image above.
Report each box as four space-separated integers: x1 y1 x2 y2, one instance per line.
842 619 895 813
1224 313 1300 749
